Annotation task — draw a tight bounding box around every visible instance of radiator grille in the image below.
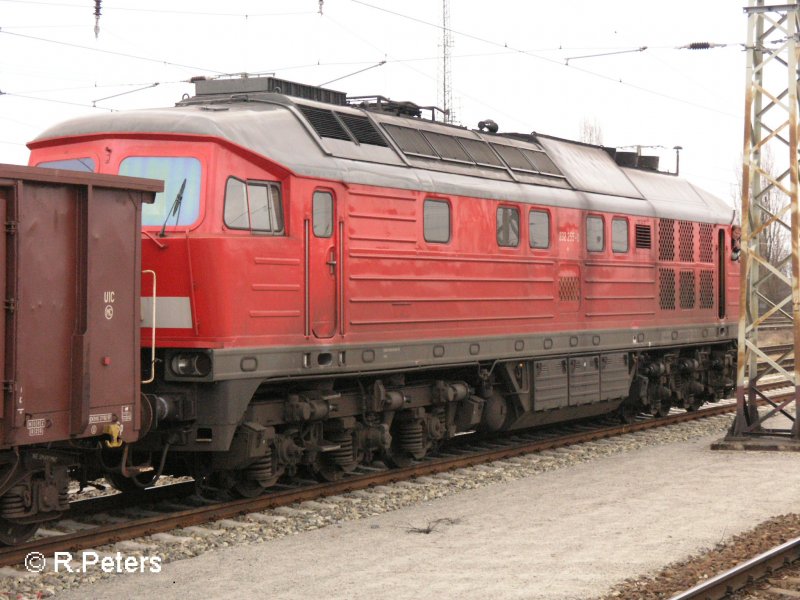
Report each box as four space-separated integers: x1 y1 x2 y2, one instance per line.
659 268 676 310
699 223 714 263
699 270 714 309
679 220 694 262
559 276 580 302
659 219 675 261
680 270 696 309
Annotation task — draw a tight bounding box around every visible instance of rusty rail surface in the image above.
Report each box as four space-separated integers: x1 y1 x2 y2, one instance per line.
670 537 800 600
0 396 760 569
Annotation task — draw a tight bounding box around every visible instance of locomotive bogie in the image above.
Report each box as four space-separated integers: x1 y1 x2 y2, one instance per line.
132 338 735 490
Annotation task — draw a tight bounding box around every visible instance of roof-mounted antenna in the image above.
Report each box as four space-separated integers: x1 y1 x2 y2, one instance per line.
673 145 683 176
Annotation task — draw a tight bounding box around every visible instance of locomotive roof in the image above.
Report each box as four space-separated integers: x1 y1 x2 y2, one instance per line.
30 91 735 225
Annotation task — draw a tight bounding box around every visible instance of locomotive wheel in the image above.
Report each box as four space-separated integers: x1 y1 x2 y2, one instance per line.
314 457 360 482
0 518 38 546
618 402 639 424
652 400 672 418
384 452 413 468
233 479 269 499
314 431 361 482
686 397 704 412
316 464 347 482
383 421 419 468
232 456 280 497
106 470 159 492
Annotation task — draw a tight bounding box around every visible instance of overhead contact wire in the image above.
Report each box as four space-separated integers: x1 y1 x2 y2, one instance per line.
348 0 740 119
0 30 227 75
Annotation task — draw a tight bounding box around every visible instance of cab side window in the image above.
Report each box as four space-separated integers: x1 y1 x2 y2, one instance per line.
529 210 550 249
497 206 520 247
225 177 284 234
424 199 451 243
313 191 333 238
612 218 629 253
586 216 604 252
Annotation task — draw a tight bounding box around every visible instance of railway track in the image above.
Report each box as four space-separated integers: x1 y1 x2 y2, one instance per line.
0 392 778 571
758 342 796 376
670 537 800 600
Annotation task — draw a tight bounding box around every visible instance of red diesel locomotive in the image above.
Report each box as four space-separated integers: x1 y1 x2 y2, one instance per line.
6 75 738 540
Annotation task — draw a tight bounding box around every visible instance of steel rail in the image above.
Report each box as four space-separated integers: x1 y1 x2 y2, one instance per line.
0 398 753 568
670 537 800 600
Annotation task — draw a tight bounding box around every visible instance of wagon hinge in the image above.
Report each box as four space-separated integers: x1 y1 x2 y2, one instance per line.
5 220 16 234
4 298 15 313
2 380 14 394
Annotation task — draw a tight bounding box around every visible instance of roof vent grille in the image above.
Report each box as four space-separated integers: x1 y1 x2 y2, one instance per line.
298 105 351 141
337 113 388 147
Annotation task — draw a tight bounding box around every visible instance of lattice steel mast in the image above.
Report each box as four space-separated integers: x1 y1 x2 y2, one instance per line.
440 0 455 125
729 0 800 445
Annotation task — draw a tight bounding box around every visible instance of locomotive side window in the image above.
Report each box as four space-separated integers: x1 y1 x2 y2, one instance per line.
224 177 284 234
224 178 249 229
612 218 629 253
423 199 450 243
529 210 550 249
497 206 520 247
120 156 201 227
313 191 334 238
586 216 604 252
37 157 96 172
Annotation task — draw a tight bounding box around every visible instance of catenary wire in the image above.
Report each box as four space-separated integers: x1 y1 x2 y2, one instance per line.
0 30 227 75
348 0 740 119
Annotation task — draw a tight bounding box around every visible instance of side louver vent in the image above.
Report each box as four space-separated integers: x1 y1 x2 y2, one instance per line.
635 224 652 249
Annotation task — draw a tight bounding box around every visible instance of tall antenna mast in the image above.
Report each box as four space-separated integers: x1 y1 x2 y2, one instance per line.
441 0 454 124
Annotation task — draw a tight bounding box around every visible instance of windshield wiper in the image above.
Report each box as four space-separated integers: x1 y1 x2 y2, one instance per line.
158 178 187 238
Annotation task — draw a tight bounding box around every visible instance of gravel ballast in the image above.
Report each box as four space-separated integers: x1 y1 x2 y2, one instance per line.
4 413 800 599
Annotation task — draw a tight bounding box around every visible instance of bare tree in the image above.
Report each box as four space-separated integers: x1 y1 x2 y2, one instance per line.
579 116 603 146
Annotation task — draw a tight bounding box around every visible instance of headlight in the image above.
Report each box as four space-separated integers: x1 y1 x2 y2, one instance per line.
170 352 212 377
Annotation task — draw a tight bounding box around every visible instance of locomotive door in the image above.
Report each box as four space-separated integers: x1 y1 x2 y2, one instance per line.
309 190 338 338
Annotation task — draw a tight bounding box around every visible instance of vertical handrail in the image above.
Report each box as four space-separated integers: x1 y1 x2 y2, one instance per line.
142 270 157 384
338 219 344 337
304 219 310 338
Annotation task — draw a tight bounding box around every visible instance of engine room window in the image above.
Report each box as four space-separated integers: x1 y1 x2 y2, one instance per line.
529 210 550 249
313 191 333 238
586 216 604 252
424 199 450 243
224 178 284 234
119 156 201 227
497 206 520 247
612 218 629 253
37 158 96 172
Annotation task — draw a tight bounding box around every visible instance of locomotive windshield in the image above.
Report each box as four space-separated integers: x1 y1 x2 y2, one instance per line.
119 156 201 228
37 157 96 172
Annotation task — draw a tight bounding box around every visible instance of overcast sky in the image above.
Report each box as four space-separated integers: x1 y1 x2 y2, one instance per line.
0 0 745 201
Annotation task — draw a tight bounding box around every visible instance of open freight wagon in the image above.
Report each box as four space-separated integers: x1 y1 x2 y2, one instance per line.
0 164 159 544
